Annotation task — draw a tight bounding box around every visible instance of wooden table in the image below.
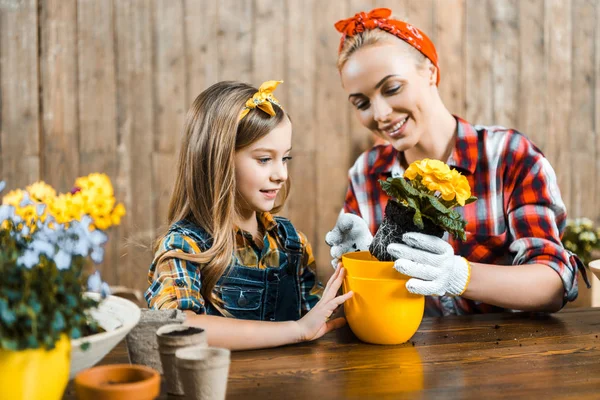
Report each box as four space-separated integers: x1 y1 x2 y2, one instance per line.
63 308 600 399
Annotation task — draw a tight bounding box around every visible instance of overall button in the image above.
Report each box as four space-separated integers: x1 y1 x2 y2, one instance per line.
175 279 186 288
238 294 249 307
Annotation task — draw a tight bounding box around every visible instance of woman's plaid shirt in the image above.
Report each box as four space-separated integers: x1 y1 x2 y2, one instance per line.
343 116 586 316
145 212 322 315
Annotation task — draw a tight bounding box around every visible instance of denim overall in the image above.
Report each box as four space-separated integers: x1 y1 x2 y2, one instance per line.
170 217 303 321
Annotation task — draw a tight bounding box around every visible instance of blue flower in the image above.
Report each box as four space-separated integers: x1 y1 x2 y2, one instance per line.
87 270 102 292
17 249 41 269
0 204 15 225
100 282 111 299
54 249 72 270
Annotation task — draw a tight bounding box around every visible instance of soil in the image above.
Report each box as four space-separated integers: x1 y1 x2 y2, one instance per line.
370 200 444 261
81 324 106 337
163 327 204 337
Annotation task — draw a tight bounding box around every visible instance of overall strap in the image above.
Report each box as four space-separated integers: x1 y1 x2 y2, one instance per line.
170 220 213 252
273 216 302 253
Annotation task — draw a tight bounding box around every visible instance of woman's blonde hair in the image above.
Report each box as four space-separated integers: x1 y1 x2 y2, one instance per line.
155 81 290 311
337 28 428 71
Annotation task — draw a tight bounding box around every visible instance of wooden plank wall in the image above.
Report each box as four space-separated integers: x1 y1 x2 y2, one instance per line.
1 0 599 306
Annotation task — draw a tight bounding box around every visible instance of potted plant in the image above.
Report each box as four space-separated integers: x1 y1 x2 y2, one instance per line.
562 218 600 282
369 158 477 261
342 159 476 345
0 174 125 400
562 218 600 265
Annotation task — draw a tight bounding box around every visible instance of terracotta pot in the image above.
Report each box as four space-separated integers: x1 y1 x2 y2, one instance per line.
0 334 70 400
74 364 160 400
156 324 207 395
175 346 231 400
342 251 424 345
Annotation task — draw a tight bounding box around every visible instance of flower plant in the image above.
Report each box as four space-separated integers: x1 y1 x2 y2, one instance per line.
0 174 125 351
370 159 477 261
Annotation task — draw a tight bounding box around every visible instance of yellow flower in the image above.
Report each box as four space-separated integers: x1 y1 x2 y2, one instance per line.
110 203 126 226
2 189 25 207
451 171 472 206
404 159 472 205
26 181 56 203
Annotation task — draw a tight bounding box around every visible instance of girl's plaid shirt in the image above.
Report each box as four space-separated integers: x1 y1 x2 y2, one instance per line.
344 116 586 316
145 212 322 315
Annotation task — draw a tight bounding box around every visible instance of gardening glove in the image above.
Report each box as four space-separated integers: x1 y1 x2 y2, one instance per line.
325 213 373 269
387 232 471 297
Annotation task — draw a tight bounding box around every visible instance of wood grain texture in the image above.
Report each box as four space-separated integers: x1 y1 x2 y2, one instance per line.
152 0 186 229
63 308 600 399
490 0 519 128
314 1 350 283
465 0 493 125
114 0 154 291
76 0 118 281
217 0 252 82
518 0 546 149
0 0 40 189
283 0 318 255
184 0 219 107
434 0 466 117
40 0 78 191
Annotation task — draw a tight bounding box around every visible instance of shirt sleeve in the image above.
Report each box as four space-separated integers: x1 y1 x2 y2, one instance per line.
145 232 207 313
297 231 323 314
505 141 581 303
343 176 361 216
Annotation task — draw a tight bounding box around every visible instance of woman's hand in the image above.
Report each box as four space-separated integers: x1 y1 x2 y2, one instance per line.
293 266 354 342
325 213 373 269
387 232 471 297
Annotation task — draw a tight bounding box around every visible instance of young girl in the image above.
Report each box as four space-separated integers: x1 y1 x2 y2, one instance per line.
326 8 589 316
146 80 353 350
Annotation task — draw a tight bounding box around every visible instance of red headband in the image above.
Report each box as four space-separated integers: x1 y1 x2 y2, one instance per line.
335 8 440 85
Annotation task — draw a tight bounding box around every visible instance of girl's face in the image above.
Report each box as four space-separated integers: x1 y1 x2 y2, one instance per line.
234 117 292 216
340 42 435 151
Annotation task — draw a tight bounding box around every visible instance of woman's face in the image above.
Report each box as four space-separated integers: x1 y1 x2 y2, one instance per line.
340 42 435 151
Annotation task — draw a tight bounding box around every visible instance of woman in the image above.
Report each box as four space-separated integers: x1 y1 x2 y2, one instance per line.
325 8 589 316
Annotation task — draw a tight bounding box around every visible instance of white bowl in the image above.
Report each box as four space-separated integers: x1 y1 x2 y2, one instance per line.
590 259 600 281
69 292 141 379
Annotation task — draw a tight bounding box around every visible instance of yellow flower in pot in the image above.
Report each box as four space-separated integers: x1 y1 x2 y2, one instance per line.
0 175 124 400
339 159 476 345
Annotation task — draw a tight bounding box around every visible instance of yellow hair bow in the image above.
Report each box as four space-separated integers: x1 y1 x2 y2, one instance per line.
239 80 284 120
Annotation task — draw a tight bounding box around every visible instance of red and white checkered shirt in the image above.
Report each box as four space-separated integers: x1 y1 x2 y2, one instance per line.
343 116 586 316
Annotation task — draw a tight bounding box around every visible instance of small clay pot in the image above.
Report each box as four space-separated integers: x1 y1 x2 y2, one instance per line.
156 324 208 395
126 309 186 373
74 364 160 400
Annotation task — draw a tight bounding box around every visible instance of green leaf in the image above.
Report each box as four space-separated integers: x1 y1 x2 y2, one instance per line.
412 209 424 229
380 179 404 200
395 177 421 197
464 196 478 205
26 335 39 349
425 195 453 215
51 310 66 332
0 298 16 327
1 338 18 351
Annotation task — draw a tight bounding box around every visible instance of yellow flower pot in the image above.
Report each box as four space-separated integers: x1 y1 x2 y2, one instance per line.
0 334 71 400
342 251 424 345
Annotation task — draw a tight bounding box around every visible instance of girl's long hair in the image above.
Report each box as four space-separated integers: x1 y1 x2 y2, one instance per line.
155 81 290 311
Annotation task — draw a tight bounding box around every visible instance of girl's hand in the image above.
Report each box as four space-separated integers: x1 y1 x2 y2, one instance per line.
294 267 354 342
